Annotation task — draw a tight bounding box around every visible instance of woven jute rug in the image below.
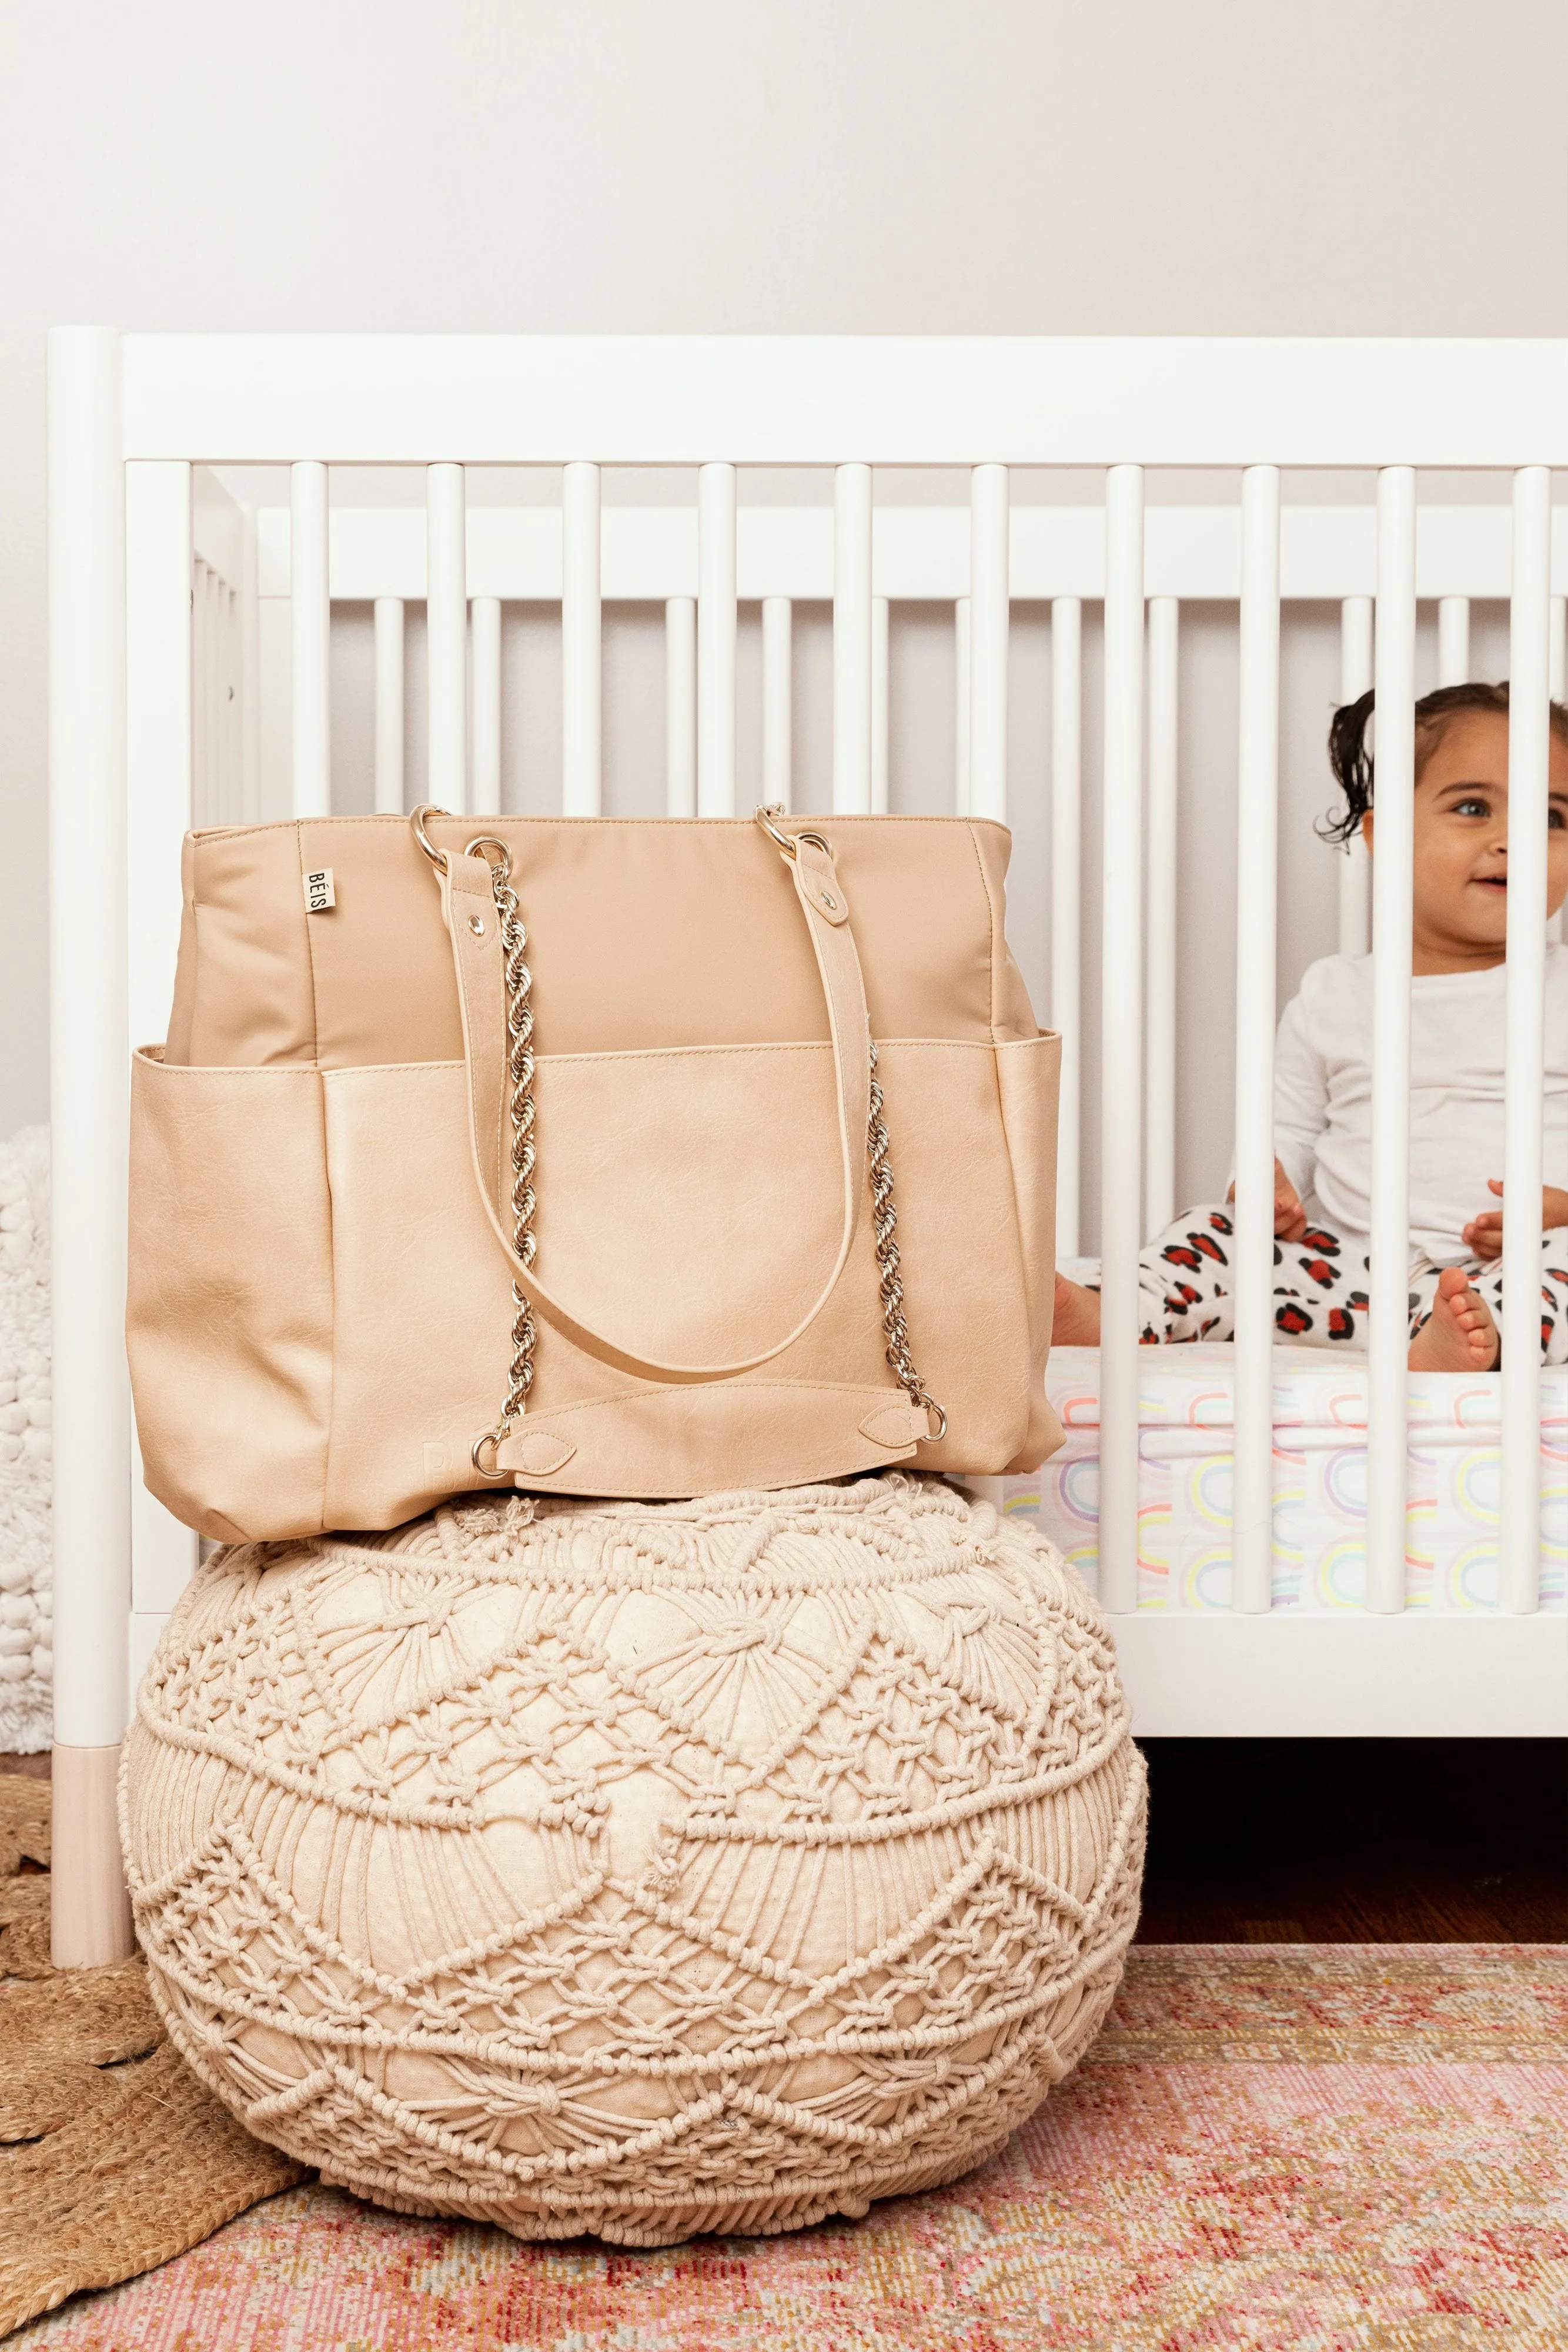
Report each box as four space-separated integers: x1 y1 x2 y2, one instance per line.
0 1774 304 2338
0 1775 50 1980
6 1936 1565 2349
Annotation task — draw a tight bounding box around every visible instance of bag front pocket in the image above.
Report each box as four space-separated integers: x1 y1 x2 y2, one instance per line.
317 1045 874 1521
316 1041 1036 1516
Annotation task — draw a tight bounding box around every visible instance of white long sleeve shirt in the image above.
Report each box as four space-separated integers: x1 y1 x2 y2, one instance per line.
1273 948 1568 1264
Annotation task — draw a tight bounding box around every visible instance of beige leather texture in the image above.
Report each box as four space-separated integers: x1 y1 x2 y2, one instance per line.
131 811 1061 1537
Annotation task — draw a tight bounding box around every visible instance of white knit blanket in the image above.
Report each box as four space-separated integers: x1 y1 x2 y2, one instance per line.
0 1126 51 1752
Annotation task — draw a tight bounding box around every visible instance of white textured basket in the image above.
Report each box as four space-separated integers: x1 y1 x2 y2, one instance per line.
122 1477 1145 2244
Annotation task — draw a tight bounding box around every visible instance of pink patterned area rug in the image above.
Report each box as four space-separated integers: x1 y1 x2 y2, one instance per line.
11 1945 1567 2351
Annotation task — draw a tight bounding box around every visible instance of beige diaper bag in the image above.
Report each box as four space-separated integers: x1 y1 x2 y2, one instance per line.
127 806 1061 1539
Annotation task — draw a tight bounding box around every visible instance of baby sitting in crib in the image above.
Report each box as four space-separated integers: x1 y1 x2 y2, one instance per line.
1053 680 1568 1371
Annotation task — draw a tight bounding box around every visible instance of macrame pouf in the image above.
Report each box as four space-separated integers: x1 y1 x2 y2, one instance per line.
122 1478 1146 2245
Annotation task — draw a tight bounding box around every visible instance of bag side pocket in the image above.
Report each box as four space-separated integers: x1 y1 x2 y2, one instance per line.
995 1033 1065 1472
128 1050 334 1540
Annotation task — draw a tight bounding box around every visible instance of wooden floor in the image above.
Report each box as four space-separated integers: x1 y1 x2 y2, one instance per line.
6 1739 1566 1942
1136 1737 1568 1942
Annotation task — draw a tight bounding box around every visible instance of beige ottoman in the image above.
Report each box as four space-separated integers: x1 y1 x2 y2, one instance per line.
122 1476 1145 2245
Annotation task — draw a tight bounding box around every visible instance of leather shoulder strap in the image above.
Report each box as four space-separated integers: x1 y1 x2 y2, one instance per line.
439 831 871 1387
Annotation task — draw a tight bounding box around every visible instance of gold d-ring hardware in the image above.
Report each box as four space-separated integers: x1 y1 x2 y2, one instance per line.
464 835 513 880
472 1431 506 1481
755 805 832 863
412 812 517 886
410 804 452 871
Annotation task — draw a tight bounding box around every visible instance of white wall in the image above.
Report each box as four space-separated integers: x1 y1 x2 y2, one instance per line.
3 0 1567 1134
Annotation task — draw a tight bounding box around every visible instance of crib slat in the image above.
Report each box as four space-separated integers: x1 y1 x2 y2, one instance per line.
1367 467 1417 1615
222 582 240 821
954 597 971 814
239 502 260 823
290 460 330 818
196 564 212 820
761 596 791 811
872 597 890 815
125 461 202 1726
1437 594 1470 687
562 462 601 816
698 463 737 817
834 463 872 814
199 573 212 820
196 569 214 820
205 567 224 821
51 329 135 1962
666 596 697 816
1232 469 1281 1616
969 465 1009 824
373 596 406 815
210 567 226 818
471 595 502 814
1338 597 1373 956
1501 465 1552 1614
426 462 467 815
1051 596 1083 1258
1553 601 1566 955
1098 465 1145 1616
1145 596 1179 1237
122 472 192 1640
125 463 193 1157
223 577 238 819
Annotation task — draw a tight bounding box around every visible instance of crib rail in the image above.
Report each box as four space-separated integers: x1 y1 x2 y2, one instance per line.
236 488 1568 1619
48 330 1568 1959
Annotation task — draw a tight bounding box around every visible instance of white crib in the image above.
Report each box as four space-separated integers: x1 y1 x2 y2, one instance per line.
48 330 1568 1963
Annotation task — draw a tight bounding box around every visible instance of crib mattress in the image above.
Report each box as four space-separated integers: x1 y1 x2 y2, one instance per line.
990 1345 1567 1612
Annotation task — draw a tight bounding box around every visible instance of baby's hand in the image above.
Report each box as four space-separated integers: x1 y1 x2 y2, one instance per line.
1231 1161 1308 1239
1273 1161 1309 1242
1462 1179 1568 1262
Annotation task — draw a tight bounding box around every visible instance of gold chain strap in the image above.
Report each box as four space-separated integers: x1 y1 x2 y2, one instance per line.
416 804 944 1478
466 838 539 1478
758 807 945 1446
867 1038 947 1441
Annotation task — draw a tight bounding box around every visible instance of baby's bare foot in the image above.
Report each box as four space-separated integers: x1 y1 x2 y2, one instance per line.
1053 1272 1103 1347
1408 1267 1500 1372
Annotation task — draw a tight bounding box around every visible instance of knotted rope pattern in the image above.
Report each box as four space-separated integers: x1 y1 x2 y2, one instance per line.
122 1476 1146 2245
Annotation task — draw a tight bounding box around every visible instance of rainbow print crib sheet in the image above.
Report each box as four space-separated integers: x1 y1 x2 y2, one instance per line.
992 1345 1567 1612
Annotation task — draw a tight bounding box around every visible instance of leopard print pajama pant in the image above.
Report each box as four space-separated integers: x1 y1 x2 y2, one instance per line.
1109 1206 1568 1364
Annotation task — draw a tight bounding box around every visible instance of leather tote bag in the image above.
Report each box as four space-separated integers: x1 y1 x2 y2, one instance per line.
128 806 1062 1541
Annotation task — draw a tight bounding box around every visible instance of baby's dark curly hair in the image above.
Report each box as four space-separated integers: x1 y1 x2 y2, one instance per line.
1321 679 1568 846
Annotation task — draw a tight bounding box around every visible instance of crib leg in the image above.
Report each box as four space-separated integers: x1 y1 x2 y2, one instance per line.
48 326 136 1966
51 1747 133 1965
